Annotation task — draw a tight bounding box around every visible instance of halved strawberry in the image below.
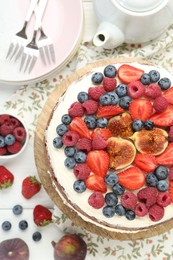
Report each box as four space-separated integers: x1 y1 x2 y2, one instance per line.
118 167 145 190
86 175 107 193
86 150 109 177
156 143 173 166
133 154 157 173
117 64 144 84
69 117 91 139
96 105 124 119
129 98 153 121
162 87 173 105
168 181 173 202
150 104 173 127
91 128 112 140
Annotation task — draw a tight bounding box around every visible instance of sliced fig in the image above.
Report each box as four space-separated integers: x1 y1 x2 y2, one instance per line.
130 127 168 155
0 238 29 260
107 112 133 138
107 137 136 170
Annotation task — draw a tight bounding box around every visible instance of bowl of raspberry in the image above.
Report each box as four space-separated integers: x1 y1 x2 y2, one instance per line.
0 113 29 163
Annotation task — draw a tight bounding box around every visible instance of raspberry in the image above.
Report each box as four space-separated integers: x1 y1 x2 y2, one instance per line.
76 138 92 152
0 115 10 125
127 81 145 98
103 77 117 92
148 204 164 222
168 126 173 142
137 187 158 208
7 141 22 154
82 100 98 115
62 131 80 146
68 101 84 117
0 122 14 136
10 118 21 128
13 127 26 142
88 86 106 101
88 191 105 209
120 191 137 210
156 192 172 207
73 163 91 180
134 202 148 217
169 167 173 180
0 146 7 155
145 83 162 99
92 134 107 150
153 96 168 112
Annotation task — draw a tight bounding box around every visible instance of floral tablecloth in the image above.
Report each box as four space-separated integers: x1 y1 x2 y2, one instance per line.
2 15 173 260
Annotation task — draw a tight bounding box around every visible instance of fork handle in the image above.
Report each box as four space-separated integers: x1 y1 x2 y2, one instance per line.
34 0 48 30
25 0 39 22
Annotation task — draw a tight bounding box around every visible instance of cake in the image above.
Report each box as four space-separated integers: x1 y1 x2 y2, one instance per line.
43 59 173 239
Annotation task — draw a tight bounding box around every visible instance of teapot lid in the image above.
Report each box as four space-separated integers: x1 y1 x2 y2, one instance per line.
113 0 168 12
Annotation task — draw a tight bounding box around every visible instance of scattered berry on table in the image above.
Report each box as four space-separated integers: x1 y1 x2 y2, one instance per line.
32 231 42 242
64 157 76 169
102 206 116 218
105 192 118 207
103 65 117 78
22 176 41 199
149 69 160 82
88 192 105 209
77 92 89 103
157 180 169 192
33 205 52 226
115 204 126 216
153 96 168 112
12 204 23 215
18 220 28 230
115 83 127 97
64 146 76 157
132 119 144 131
61 114 72 125
140 73 151 85
2 221 12 231
56 124 68 136
119 96 132 109
73 180 86 193
154 166 168 180
91 72 104 84
158 77 171 90
53 136 63 148
127 80 145 99
125 209 136 220
104 172 118 186
0 166 14 189
4 134 15 145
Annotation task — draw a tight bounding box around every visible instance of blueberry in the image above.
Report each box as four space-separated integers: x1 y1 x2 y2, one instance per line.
157 180 169 192
132 119 144 131
84 115 97 129
99 93 111 105
146 173 158 187
56 124 68 136
74 151 86 163
19 220 28 230
144 120 154 130
149 70 160 82
53 136 63 148
115 204 126 216
125 210 136 220
112 183 125 195
158 77 171 90
73 180 86 193
91 72 104 84
0 136 5 148
12 204 23 215
4 134 15 145
140 73 151 85
102 206 115 218
154 166 168 180
61 114 72 125
108 91 119 105
64 157 76 169
104 65 117 78
97 118 108 128
115 84 127 97
64 146 76 157
77 91 89 103
2 221 12 231
32 231 42 242
119 96 132 109
105 192 118 206
104 172 118 186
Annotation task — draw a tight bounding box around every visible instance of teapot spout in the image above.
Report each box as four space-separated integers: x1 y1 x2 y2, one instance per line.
93 22 125 49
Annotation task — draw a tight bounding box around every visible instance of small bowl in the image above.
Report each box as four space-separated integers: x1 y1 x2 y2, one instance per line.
0 113 29 164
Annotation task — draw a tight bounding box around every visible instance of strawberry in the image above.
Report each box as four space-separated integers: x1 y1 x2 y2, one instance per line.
69 117 91 139
22 176 41 199
150 104 173 127
129 98 153 121
156 143 173 166
118 167 145 190
133 154 157 173
86 150 109 177
91 128 112 140
162 87 173 105
96 105 124 119
86 175 107 193
0 166 14 189
168 180 173 202
117 64 144 84
33 205 52 226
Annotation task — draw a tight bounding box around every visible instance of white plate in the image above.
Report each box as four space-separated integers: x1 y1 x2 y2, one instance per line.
0 0 83 85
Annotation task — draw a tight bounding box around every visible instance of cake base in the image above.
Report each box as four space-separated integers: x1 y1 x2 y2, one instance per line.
34 57 173 240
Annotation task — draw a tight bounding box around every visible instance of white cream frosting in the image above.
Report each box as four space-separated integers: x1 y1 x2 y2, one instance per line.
45 62 173 233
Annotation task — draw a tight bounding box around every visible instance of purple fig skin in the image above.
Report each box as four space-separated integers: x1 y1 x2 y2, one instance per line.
53 234 87 260
0 238 29 260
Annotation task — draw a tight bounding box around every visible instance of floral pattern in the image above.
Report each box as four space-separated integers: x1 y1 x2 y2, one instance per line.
2 23 173 260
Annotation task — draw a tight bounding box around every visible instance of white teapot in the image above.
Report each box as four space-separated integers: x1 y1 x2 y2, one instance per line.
93 0 173 49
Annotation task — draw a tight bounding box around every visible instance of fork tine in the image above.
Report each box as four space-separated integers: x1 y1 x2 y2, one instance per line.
24 54 32 72
6 43 15 59
44 45 51 63
14 46 24 61
39 46 47 65
20 52 27 71
28 56 37 73
49 44 56 63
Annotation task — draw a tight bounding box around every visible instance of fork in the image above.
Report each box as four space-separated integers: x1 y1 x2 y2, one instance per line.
6 0 39 60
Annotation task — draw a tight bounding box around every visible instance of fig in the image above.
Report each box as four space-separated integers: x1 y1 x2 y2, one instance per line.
130 127 168 155
107 137 136 170
107 112 133 138
0 238 29 260
52 233 87 260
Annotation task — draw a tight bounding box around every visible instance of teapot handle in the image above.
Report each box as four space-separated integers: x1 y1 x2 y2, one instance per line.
93 22 125 49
